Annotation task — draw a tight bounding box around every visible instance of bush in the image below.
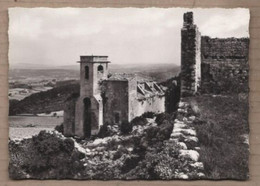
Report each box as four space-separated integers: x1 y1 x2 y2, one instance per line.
107 138 118 150
124 141 182 180
113 150 123 160
121 155 142 174
145 126 158 140
156 120 174 141
55 123 64 134
120 120 133 135
32 131 75 155
62 138 75 153
98 123 109 138
142 112 156 118
9 131 85 179
98 123 119 138
131 116 147 126
155 113 171 125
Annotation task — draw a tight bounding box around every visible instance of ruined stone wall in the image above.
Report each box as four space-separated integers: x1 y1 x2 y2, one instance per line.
134 96 165 118
103 80 129 125
181 12 201 97
63 95 78 137
200 37 249 93
128 78 138 121
128 79 165 121
201 37 249 62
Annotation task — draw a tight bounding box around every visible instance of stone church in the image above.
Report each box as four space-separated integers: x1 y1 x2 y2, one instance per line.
63 55 165 138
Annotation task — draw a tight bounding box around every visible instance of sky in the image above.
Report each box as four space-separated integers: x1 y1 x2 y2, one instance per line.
8 8 250 67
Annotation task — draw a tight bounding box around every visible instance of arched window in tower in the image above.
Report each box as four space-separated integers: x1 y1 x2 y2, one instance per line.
85 66 89 79
97 65 104 73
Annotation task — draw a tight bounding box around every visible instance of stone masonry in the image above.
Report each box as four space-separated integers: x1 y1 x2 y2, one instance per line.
175 11 249 178
63 56 165 138
181 12 201 97
169 99 205 179
200 37 249 93
181 12 249 96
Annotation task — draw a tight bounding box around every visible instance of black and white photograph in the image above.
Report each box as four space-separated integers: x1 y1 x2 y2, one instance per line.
8 7 250 180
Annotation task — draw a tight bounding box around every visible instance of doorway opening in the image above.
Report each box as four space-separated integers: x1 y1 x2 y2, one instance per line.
83 97 91 137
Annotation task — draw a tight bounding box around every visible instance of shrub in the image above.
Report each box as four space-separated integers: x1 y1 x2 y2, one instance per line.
120 120 133 135
113 150 123 160
156 120 173 141
9 131 85 179
155 113 171 125
142 112 156 118
107 138 118 150
126 141 181 180
98 123 109 138
145 126 158 140
131 116 147 126
98 123 119 138
55 123 64 134
33 131 75 155
62 138 75 153
121 155 142 174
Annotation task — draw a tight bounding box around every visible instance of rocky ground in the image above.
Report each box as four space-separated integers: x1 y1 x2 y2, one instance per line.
9 104 205 180
169 99 205 179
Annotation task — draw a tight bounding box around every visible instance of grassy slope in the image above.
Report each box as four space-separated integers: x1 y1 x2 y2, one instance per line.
188 94 249 179
9 83 80 115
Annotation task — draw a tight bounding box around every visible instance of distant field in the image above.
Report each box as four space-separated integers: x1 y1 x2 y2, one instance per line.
9 116 63 128
9 116 63 140
9 128 54 140
9 87 53 101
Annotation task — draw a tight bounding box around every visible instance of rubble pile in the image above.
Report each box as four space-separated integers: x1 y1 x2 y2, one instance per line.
169 100 205 179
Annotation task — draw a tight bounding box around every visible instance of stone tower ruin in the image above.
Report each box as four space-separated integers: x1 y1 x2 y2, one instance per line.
75 56 110 137
181 12 201 96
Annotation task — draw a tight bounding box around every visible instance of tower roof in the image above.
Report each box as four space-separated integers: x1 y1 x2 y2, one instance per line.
77 55 110 63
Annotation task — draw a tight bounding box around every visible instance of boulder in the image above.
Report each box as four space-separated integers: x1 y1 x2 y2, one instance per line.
172 128 196 136
177 142 187 150
179 149 199 161
190 162 204 170
176 172 189 179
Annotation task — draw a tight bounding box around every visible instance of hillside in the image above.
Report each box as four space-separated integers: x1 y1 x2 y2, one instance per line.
9 83 80 115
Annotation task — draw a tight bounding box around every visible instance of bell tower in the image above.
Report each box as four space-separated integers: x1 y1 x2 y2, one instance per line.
78 55 110 97
75 55 110 138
